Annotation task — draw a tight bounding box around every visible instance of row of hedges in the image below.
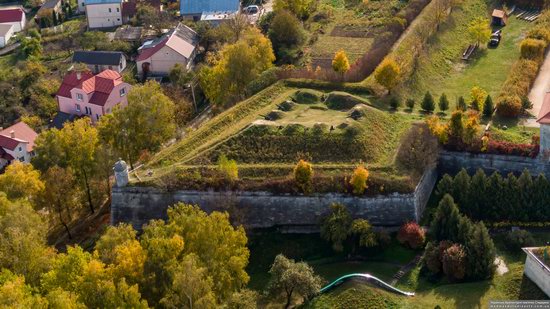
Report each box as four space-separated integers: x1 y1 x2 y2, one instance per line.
496 10 550 117
282 79 374 95
437 168 550 222
151 165 415 196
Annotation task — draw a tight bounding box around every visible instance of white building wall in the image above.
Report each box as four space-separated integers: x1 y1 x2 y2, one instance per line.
523 248 550 297
86 3 122 29
137 45 188 76
77 0 86 13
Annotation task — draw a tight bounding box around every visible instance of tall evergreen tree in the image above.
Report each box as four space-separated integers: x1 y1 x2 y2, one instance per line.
465 222 496 280
456 96 467 111
466 169 487 219
439 93 449 112
517 170 534 221
436 174 453 200
421 91 435 113
532 174 550 221
452 169 471 208
505 173 521 220
430 195 462 243
484 172 504 221
483 95 494 117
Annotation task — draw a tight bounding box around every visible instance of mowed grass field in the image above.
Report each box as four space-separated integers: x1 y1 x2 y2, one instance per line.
401 0 533 108
305 232 550 309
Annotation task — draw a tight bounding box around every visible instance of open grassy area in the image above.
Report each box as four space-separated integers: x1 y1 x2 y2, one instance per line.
142 85 416 187
400 0 533 107
304 232 549 308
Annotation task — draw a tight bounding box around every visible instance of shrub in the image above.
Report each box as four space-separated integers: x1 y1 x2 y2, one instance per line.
527 27 550 44
320 203 352 252
521 96 533 112
520 38 546 61
265 110 285 120
350 165 369 195
421 91 435 113
482 95 494 117
377 230 392 249
442 244 467 281
505 229 535 251
217 154 239 183
278 100 296 111
324 92 367 110
470 86 487 111
396 123 439 177
389 96 400 110
292 89 322 104
456 96 467 111
438 93 449 112
397 222 425 249
294 159 313 193
406 98 415 110
496 96 522 117
423 241 442 274
246 67 282 96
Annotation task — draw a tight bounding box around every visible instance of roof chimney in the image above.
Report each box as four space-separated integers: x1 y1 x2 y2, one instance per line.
76 71 81 80
10 130 15 138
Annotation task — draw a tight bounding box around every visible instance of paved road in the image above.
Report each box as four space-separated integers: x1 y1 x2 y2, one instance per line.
526 49 550 127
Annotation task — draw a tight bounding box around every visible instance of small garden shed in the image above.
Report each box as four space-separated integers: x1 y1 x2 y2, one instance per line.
492 9 508 26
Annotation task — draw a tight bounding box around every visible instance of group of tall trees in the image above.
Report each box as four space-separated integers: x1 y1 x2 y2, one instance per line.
423 195 496 281
0 192 254 308
437 168 550 222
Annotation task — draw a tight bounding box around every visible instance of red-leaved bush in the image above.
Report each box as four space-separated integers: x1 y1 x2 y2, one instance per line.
397 222 425 249
486 140 539 158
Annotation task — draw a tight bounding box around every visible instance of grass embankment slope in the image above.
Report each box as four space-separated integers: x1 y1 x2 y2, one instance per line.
399 0 532 104
305 233 549 309
141 85 415 185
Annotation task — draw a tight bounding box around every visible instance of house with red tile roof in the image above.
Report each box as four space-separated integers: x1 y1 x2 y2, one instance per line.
0 7 25 32
0 122 37 169
136 23 199 77
56 69 132 124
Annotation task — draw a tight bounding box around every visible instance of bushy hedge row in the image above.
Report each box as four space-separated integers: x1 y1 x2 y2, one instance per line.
153 164 415 195
496 10 550 117
436 168 550 222
485 139 539 158
282 79 373 94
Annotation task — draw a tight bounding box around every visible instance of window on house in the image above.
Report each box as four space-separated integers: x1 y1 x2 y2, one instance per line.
19 157 24 162
76 104 81 112
96 114 100 121
117 18 120 21
85 106 91 115
108 8 112 12
109 65 113 70
18 147 22 152
120 88 126 96
77 93 83 101
116 7 119 12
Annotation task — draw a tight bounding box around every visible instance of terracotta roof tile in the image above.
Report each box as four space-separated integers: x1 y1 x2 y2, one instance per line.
57 70 123 106
0 122 37 151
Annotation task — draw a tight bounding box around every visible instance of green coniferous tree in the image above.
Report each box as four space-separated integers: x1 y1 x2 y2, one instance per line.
466 169 487 219
505 173 521 221
439 93 449 112
517 170 533 221
436 174 454 199
52 10 58 26
430 195 462 243
465 222 496 280
485 172 505 221
456 96 467 111
421 91 435 113
483 95 494 117
452 169 471 208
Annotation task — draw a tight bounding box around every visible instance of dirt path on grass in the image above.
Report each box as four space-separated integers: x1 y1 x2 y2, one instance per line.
526 49 550 127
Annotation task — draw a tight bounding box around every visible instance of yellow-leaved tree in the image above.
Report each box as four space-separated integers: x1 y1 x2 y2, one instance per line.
350 164 369 195
468 17 491 46
332 49 350 76
0 161 44 204
374 58 401 94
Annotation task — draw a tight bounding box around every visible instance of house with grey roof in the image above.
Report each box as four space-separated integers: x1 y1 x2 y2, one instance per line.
72 50 127 73
136 23 199 77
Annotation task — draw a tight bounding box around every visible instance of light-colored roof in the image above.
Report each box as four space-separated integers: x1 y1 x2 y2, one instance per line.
0 122 37 152
84 0 121 5
136 24 198 61
0 24 13 36
492 9 506 19
180 0 239 15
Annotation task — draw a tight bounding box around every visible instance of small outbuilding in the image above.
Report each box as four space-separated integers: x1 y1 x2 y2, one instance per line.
0 24 13 48
492 9 508 26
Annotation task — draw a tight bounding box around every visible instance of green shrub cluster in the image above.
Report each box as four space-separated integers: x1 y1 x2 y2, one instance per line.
436 168 550 222
324 92 369 110
292 89 323 104
423 195 496 281
282 79 373 94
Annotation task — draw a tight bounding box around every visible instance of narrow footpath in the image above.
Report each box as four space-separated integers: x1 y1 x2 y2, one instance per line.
526 49 550 127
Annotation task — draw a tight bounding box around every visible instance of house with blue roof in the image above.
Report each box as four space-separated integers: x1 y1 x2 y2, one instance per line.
84 0 124 29
180 0 240 21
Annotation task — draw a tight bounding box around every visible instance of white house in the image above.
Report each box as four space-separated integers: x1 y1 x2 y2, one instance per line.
136 24 199 77
0 24 13 48
84 0 123 29
0 122 38 169
0 8 25 33
77 0 86 13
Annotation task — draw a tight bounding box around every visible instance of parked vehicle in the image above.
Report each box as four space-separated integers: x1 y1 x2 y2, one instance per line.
244 5 259 15
489 30 502 47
